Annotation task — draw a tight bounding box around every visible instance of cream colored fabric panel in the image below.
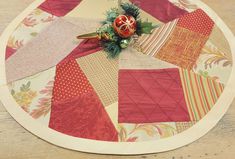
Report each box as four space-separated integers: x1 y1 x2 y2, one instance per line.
65 0 162 26
119 47 177 69
209 25 232 59
77 51 118 107
66 0 122 19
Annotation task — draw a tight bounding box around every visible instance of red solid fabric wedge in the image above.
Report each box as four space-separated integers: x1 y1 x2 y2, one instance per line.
130 0 188 23
38 0 82 17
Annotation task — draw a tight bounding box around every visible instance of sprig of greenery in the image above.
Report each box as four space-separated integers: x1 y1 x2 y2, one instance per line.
103 8 120 24
103 41 122 58
120 3 140 19
136 20 157 36
99 3 157 58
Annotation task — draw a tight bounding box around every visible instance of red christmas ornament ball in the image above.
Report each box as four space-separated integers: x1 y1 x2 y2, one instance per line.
113 15 137 38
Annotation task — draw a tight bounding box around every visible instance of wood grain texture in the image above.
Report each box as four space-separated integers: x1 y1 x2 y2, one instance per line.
0 0 235 158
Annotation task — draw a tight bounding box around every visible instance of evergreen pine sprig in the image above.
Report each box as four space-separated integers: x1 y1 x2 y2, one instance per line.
103 8 120 24
120 3 140 19
103 41 122 58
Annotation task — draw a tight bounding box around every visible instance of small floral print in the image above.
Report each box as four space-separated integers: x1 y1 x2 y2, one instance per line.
154 123 177 138
22 17 38 27
129 124 157 137
11 82 37 112
7 36 24 49
202 45 232 69
198 70 219 81
30 81 54 119
29 8 43 16
41 15 55 23
126 137 138 142
30 32 38 37
118 123 177 142
7 8 57 52
118 125 139 142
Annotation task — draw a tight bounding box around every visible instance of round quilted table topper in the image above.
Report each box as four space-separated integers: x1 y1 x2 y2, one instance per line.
0 0 235 155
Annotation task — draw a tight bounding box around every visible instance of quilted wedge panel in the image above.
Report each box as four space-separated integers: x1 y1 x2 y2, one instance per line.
118 68 190 123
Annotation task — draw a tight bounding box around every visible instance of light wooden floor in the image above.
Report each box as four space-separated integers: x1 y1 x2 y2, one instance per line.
0 0 234 159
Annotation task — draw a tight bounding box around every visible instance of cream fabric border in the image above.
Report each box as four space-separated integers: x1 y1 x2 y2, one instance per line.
0 0 235 155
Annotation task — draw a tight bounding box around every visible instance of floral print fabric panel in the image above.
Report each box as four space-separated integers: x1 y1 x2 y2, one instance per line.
193 26 233 84
119 48 177 70
8 67 56 125
130 0 188 23
38 0 82 17
50 59 118 141
118 123 177 142
118 68 190 123
193 41 232 84
6 8 57 59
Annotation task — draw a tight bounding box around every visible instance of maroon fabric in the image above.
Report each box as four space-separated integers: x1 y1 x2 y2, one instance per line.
5 47 16 60
49 91 118 141
130 0 188 23
38 0 82 17
49 58 117 141
118 68 190 123
48 36 117 141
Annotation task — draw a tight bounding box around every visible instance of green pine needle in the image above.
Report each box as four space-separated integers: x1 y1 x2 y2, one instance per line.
121 3 140 19
103 8 120 24
103 41 122 58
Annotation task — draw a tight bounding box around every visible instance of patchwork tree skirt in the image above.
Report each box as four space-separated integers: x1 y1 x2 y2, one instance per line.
0 0 234 155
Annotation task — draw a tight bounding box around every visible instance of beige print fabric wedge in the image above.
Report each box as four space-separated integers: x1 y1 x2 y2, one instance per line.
6 18 100 83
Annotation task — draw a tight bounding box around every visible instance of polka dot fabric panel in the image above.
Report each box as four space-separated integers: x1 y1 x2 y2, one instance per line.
177 9 215 36
52 59 93 103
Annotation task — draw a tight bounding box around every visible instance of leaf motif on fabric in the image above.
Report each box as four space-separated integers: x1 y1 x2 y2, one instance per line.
202 45 233 68
30 81 54 119
11 81 37 113
41 15 56 23
7 36 24 49
154 124 177 138
30 32 38 37
22 17 38 27
118 124 128 142
130 124 157 137
197 70 219 81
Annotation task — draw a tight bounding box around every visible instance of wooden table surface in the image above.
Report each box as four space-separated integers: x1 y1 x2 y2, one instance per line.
0 0 234 159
